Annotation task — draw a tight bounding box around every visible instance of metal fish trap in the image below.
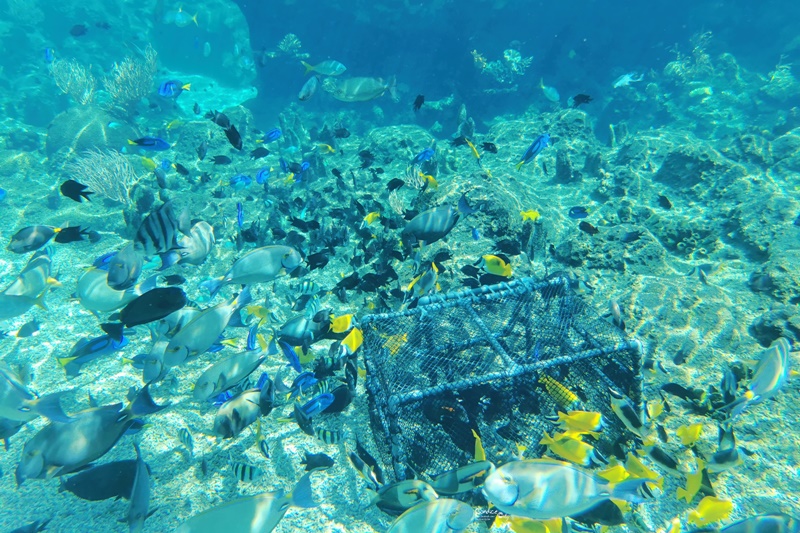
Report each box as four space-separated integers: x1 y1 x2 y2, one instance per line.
362 277 643 482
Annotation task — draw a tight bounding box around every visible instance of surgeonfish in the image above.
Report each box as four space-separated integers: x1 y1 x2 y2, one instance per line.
515 134 550 170
193 349 267 401
540 432 605 467
0 364 71 423
0 249 57 321
169 221 216 266
165 287 252 366
482 458 655 520
213 377 274 439
76 268 157 314
202 246 302 297
429 460 496 495
402 202 462 248
684 513 800 533
126 442 152 533
176 472 317 533
546 410 603 434
7 225 87 253
687 496 734 527
106 243 143 290
368 480 439 516
58 334 130 377
15 385 167 485
59 460 141 501
726 337 794 417
386 498 474 533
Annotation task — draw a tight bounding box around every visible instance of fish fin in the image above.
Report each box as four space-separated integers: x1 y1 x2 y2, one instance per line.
30 390 72 422
200 277 224 297
515 161 524 171
34 291 48 311
290 472 318 508
301 61 314 75
57 356 77 368
387 76 398 102
182 83 191 91
129 384 169 416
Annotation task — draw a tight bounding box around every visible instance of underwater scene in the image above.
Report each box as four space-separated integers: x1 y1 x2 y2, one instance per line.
1 0 800 531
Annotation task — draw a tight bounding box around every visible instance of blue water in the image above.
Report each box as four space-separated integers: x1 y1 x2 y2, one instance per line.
1 0 799 531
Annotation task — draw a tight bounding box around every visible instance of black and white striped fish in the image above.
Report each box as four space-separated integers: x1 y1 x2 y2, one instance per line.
134 202 187 258
229 456 263 482
316 427 343 445
178 427 193 455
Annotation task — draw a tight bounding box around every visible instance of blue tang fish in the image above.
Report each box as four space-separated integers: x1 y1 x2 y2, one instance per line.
236 202 244 228
299 392 334 418
411 147 435 165
516 133 550 170
230 174 253 190
278 340 302 372
128 137 171 151
158 80 191 98
263 128 282 143
256 167 270 185
58 334 130 377
568 206 589 219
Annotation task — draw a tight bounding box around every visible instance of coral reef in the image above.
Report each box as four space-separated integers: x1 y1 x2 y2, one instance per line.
102 45 158 112
45 105 139 158
49 58 96 105
65 149 142 205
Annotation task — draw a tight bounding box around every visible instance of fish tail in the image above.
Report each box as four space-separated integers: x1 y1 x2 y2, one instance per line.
127 139 137 145
30 390 72 422
301 61 314 75
387 76 398 102
182 83 192 91
611 478 658 503
34 291 48 311
200 277 224 297
515 161 524 171
234 285 253 310
290 472 318 509
130 384 169 416
191 13 199 26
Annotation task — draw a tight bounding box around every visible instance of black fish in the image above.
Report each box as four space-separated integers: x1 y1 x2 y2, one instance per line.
301 451 334 472
386 178 405 192
193 102 201 115
413 94 424 112
290 217 320 232
481 142 498 154
212 155 231 165
205 110 231 129
571 94 593 108
661 383 706 403
60 180 94 202
336 272 360 290
69 24 88 36
250 146 269 159
271 227 287 240
173 163 190 176
495 239 521 256
59 460 143 501
116 287 188 328
451 136 468 147
657 195 673 209
53 226 89 244
196 141 207 161
358 150 375 169
461 265 481 277
433 250 453 263
480 273 508 286
306 251 329 270
620 231 642 243
224 125 243 150
161 274 186 286
95 21 111 30
355 441 384 484
331 168 343 180
579 221 599 235
334 126 350 138
199 172 212 184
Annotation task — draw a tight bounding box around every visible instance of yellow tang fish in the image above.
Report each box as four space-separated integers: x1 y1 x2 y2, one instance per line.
317 143 335 153
688 496 733 527
330 314 354 334
540 432 601 467
166 118 183 130
418 172 438 189
677 458 705 504
481 254 512 277
492 516 564 533
295 345 315 364
539 375 579 409
141 157 157 171
597 461 630 483
676 423 703 447
624 453 663 488
362 211 381 228
521 209 540 222
554 410 603 433
284 174 295 185
473 429 485 461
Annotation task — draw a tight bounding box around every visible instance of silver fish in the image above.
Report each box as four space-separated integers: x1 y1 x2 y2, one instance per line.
213 382 274 439
369 480 438 516
76 269 156 314
176 472 317 533
323 76 396 102
482 458 654 520
402 204 460 247
193 349 267 401
298 75 319 101
177 221 216 266
386 498 474 533
126 442 152 533
203 246 302 296
728 337 793 417
107 243 143 290
0 364 70 423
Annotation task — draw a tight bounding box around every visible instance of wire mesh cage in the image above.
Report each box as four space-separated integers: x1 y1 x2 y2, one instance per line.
362 277 643 482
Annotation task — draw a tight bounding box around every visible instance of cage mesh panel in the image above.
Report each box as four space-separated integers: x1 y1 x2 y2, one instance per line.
362 277 642 482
